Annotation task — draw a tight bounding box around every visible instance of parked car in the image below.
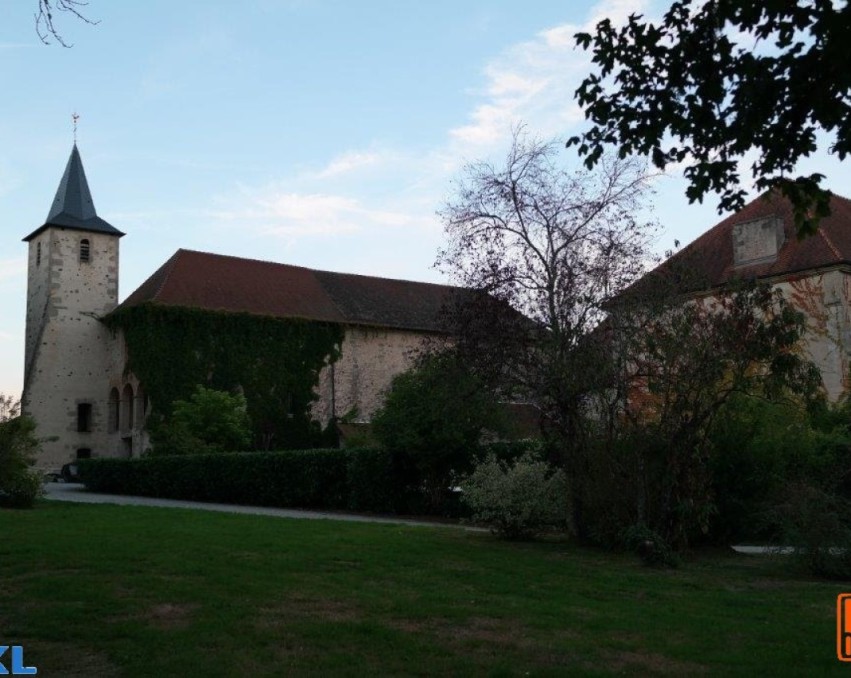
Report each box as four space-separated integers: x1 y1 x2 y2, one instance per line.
60 463 81 483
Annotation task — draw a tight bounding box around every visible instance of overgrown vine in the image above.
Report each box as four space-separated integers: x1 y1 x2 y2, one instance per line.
104 304 344 449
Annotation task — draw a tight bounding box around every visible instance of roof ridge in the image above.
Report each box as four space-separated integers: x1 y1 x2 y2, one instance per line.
178 248 457 289
315 268 456 289
828 190 850 205
177 248 316 273
818 227 842 260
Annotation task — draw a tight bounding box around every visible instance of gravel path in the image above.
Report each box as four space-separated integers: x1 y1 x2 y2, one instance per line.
43 484 789 548
44 482 485 531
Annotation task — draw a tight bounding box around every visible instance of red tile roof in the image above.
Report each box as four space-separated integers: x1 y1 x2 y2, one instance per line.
117 249 461 332
643 191 851 293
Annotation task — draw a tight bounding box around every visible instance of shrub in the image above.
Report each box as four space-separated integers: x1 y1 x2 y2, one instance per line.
620 524 680 568
461 452 569 539
579 393 851 551
709 395 829 543
579 435 651 549
148 386 252 455
0 468 45 509
704 393 851 548
373 351 505 510
0 397 44 509
765 480 851 579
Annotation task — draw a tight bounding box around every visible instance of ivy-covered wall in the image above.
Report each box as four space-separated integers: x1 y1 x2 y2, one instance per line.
104 304 344 449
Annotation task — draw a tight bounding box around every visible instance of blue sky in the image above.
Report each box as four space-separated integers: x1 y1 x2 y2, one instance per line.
2 0 850 398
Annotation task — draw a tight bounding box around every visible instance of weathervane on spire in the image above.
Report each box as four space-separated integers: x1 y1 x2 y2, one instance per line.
72 112 79 144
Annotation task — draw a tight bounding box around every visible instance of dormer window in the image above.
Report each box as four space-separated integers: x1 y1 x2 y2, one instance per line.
36 242 41 267
80 238 90 263
732 216 785 267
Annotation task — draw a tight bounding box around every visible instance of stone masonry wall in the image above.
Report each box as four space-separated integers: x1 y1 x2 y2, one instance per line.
23 227 123 470
775 269 851 401
313 326 435 425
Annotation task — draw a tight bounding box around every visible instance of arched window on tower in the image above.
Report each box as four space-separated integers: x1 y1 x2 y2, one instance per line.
80 238 90 263
36 241 42 267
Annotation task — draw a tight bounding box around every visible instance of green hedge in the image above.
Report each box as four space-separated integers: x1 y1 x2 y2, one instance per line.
76 443 543 516
77 447 404 514
345 446 398 513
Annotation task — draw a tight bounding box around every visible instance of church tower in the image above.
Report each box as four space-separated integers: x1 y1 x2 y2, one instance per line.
22 145 124 470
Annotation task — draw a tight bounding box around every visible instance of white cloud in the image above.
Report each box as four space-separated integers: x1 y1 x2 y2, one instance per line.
314 151 385 179
449 0 650 151
448 28 575 147
587 0 649 26
214 186 432 239
213 1 655 253
451 103 518 147
540 24 576 49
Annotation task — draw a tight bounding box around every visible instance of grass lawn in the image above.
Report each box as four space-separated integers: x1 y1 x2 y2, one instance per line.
0 501 845 676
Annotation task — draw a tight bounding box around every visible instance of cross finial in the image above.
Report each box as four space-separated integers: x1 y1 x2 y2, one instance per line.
72 112 80 144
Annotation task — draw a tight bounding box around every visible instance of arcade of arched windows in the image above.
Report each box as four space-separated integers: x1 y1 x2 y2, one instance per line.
108 383 149 434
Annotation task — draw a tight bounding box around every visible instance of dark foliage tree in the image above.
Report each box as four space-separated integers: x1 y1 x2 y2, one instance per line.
594 281 823 549
436 129 658 533
372 351 504 509
0 395 43 508
570 1 851 236
147 385 252 456
36 0 98 47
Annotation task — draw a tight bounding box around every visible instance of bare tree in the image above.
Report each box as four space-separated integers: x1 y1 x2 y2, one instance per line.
36 0 98 47
436 129 659 534
438 131 656 339
437 128 657 397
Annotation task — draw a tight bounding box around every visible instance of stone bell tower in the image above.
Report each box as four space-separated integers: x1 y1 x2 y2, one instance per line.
22 145 124 470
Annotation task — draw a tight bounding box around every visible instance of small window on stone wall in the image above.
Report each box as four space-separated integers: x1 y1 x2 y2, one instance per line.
77 403 92 432
80 238 90 263
76 448 91 460
36 242 42 267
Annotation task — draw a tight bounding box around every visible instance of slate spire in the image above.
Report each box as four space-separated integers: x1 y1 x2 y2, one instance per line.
47 143 97 222
23 144 123 241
